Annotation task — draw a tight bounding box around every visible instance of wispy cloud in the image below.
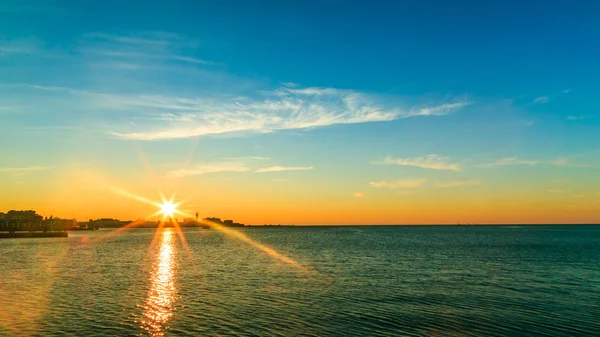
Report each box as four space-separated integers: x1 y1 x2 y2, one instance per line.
0 166 53 176
545 189 565 193
255 166 314 173
99 87 469 140
409 102 468 116
4 31 470 141
369 179 425 189
378 155 461 171
353 192 365 198
481 157 588 168
435 180 483 188
15 84 467 141
566 115 581 121
480 157 540 167
533 96 549 104
167 162 250 178
80 32 216 65
563 89 571 94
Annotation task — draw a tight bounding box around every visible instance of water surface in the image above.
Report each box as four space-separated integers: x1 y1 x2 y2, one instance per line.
0 225 598 336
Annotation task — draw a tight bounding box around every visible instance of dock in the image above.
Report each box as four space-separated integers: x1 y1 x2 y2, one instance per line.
0 232 68 239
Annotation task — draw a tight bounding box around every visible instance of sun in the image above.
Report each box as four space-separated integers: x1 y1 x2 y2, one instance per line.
160 201 177 217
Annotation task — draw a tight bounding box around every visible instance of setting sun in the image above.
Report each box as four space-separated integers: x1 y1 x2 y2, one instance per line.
160 201 177 217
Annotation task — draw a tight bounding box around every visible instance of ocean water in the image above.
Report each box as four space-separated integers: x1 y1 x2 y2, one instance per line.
0 225 598 336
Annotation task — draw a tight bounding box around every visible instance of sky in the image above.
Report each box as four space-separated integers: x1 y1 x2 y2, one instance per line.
1 0 599 224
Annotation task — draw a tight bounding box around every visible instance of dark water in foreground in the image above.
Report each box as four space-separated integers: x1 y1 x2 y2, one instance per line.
0 225 599 336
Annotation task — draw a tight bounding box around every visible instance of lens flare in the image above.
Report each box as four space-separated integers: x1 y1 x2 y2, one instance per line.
108 187 326 279
160 201 176 217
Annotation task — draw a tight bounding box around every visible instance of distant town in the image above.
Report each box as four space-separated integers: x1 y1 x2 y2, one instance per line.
0 209 246 233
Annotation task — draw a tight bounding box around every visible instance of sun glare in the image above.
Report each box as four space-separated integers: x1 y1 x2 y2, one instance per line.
160 201 177 217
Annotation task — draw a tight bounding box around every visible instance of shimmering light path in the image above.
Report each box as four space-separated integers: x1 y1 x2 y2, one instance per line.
140 230 177 336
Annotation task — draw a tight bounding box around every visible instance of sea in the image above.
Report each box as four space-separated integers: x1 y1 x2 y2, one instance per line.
0 225 598 336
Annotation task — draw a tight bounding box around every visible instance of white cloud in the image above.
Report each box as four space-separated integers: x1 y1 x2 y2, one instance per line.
435 180 483 188
566 115 581 121
255 166 313 173
369 179 425 189
379 155 461 171
563 89 571 94
98 87 468 140
15 84 467 141
353 192 365 198
0 166 53 176
408 102 468 117
561 194 587 199
167 162 250 178
533 96 549 104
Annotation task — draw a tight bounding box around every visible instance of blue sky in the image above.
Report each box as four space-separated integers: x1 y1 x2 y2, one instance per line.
1 1 599 223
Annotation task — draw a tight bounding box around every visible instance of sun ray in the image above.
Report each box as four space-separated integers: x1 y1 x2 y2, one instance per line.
177 210 327 279
133 141 157 183
169 217 192 259
95 215 162 242
110 187 162 208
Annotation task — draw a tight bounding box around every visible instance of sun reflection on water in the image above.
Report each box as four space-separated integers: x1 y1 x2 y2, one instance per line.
141 230 177 336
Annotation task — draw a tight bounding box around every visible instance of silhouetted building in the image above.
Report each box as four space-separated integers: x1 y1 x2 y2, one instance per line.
202 217 244 227
1 210 66 233
89 218 130 228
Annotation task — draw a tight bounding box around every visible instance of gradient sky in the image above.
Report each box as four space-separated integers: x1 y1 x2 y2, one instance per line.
1 1 599 224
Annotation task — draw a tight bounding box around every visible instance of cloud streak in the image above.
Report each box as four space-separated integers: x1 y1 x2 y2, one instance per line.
481 157 587 168
0 166 53 176
80 32 216 65
378 155 461 171
167 162 250 178
255 166 314 173
369 179 425 189
480 157 540 167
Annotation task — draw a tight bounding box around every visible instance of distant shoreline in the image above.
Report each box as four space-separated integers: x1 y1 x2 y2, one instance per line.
89 223 600 229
